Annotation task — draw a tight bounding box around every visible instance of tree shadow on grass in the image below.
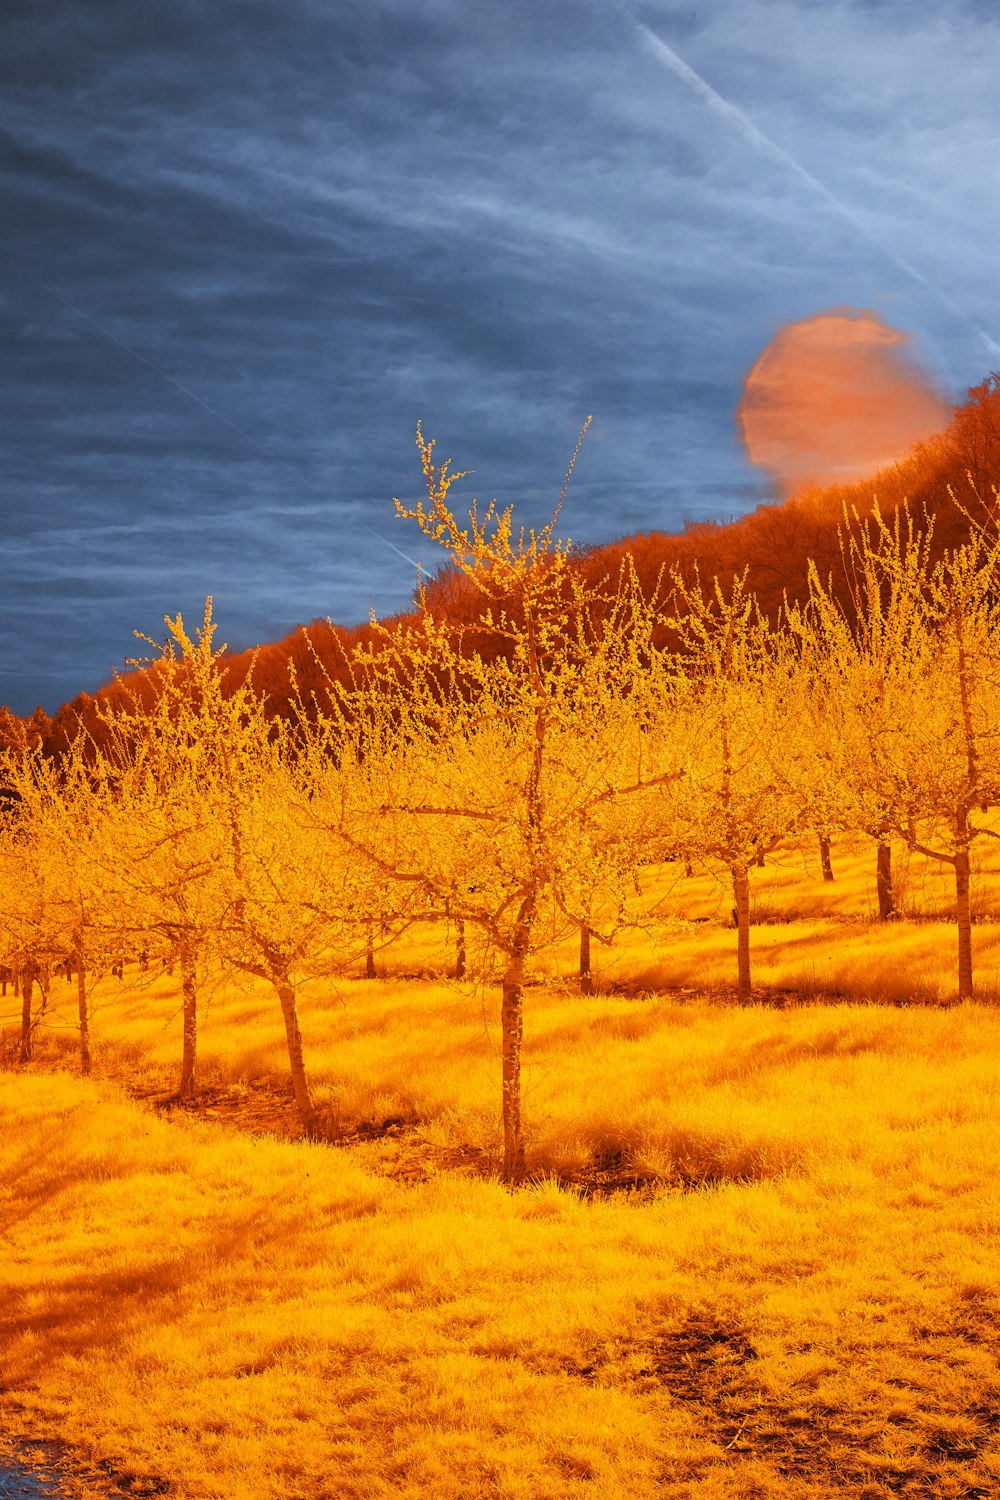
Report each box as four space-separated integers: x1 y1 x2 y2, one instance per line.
0 1241 232 1500
1 1205 270 1382
700 1026 898 1087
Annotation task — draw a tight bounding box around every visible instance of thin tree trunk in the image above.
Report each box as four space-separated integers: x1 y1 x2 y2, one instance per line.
179 940 197 1099
819 834 834 883
19 964 33 1063
366 922 376 980
732 864 752 1003
500 895 535 1187
579 922 592 996
274 976 318 1137
876 839 895 920
501 955 527 1186
454 918 466 980
955 846 974 1000
73 931 91 1078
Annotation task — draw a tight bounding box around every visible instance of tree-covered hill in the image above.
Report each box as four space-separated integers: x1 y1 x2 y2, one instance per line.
8 373 999 759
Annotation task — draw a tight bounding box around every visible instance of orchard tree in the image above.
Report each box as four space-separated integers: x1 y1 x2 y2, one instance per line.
795 508 937 924
650 571 825 1002
0 741 120 1075
95 605 238 1098
209 709 386 1139
802 506 1000 997
0 786 67 1063
119 603 384 1136
895 532 1000 996
303 422 684 1184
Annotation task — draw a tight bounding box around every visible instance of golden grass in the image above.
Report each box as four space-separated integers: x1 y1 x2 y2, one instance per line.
5 1001 1000 1499
4 831 1000 1497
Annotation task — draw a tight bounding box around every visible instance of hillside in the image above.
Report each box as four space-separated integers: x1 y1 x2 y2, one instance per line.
7 372 999 759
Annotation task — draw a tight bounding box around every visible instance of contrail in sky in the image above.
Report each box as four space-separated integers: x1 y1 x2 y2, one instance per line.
606 3 1000 362
0 247 423 574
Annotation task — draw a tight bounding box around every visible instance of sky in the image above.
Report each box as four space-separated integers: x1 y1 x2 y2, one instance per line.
2 0 999 715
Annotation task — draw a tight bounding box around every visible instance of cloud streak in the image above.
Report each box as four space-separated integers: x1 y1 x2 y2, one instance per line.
607 4 1000 361
0 246 422 575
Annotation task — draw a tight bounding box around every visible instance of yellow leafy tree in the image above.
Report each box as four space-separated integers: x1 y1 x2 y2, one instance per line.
109 602 379 1136
0 799 62 1064
794 508 937 923
649 571 824 1002
95 603 237 1098
0 740 118 1074
207 708 384 1139
302 424 683 1183
802 506 1000 998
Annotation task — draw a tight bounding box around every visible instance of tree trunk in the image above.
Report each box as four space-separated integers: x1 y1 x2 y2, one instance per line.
876 840 895 920
732 865 752 1003
366 922 376 980
500 895 535 1187
179 940 197 1099
454 918 466 980
579 923 592 996
19 964 33 1064
274 976 318 1137
75 934 91 1078
819 834 834 883
501 955 527 1186
955 846 974 1001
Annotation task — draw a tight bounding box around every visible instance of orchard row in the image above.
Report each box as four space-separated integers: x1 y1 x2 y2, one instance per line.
3 433 999 1182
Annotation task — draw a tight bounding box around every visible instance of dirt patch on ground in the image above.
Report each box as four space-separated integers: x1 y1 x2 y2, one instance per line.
551 1144 667 1201
127 1082 497 1186
130 1076 304 1138
558 1312 1000 1497
333 1117 490 1185
127 1084 730 1199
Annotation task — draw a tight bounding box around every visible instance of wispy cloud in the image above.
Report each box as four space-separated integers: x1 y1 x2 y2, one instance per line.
1 0 997 711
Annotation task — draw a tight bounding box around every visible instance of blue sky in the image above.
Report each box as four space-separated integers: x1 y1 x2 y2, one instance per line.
2 0 998 714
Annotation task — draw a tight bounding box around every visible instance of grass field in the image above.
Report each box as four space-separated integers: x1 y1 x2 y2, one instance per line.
3 831 1000 1498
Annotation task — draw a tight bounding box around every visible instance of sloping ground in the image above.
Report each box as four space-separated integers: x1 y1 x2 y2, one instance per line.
4 1000 1000 1500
